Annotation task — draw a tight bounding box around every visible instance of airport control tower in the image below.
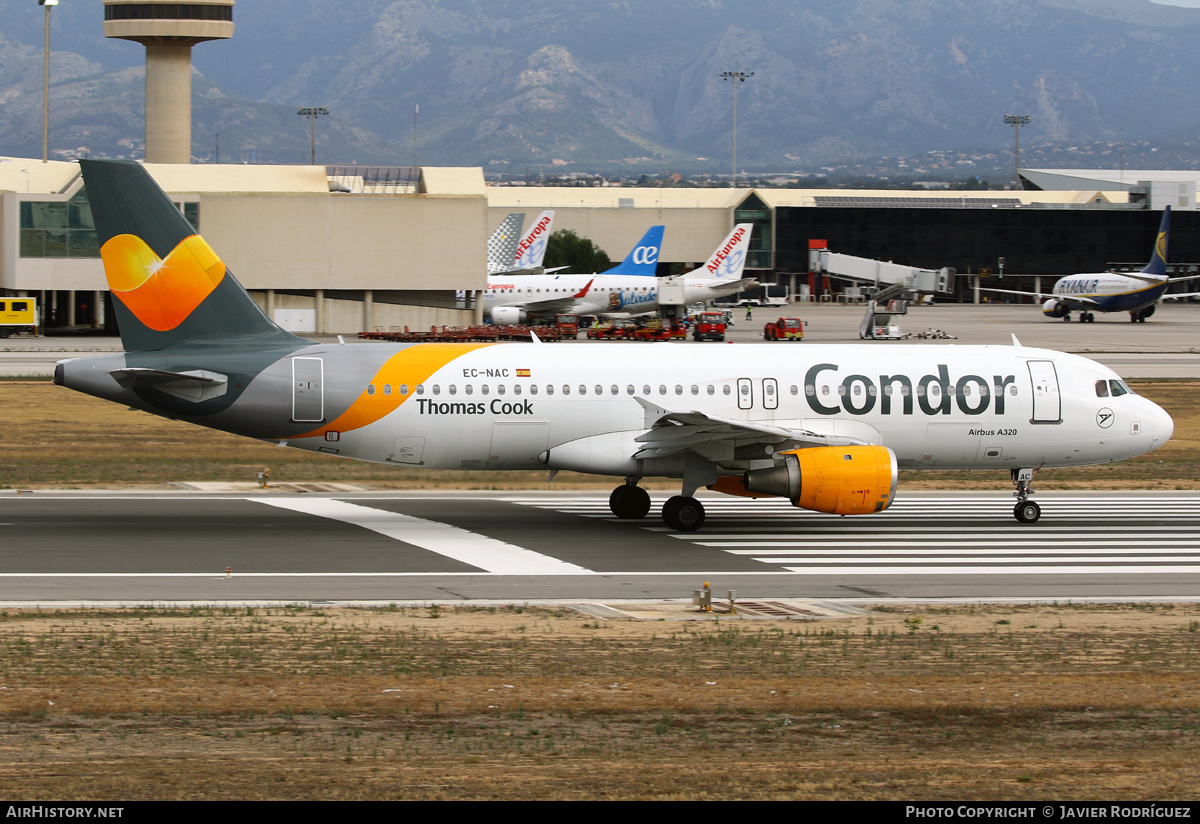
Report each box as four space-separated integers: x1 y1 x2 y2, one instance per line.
103 1 235 164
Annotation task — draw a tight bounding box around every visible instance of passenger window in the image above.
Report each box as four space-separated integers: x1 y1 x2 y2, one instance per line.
723 385 731 395
400 384 409 395
367 385 376 396
384 385 392 396
416 384 425 395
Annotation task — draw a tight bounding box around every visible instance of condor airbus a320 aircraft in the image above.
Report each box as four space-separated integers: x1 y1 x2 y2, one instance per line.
57 161 1173 531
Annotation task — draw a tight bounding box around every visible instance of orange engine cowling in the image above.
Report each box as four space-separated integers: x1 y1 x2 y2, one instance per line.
740 445 898 515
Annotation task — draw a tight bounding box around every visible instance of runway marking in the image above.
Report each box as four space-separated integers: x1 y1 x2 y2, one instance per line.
503 493 1200 576
256 498 593 576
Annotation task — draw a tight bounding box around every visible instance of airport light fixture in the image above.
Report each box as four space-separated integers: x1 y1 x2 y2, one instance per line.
1004 114 1030 190
720 71 754 187
40 0 59 164
298 106 329 165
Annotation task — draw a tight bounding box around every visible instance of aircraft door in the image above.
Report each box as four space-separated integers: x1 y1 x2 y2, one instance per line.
292 357 324 423
1027 360 1062 424
763 378 778 410
737 378 754 410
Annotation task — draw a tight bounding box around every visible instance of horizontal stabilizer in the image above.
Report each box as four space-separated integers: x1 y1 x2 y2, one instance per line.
110 367 229 402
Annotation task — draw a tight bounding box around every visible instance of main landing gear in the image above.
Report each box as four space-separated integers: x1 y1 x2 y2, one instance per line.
609 478 651 519
1011 467 1040 523
607 479 706 532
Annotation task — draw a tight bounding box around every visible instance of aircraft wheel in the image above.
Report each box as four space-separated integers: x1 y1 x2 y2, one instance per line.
1014 501 1041 523
610 485 651 519
662 495 705 532
1062 314 1071 322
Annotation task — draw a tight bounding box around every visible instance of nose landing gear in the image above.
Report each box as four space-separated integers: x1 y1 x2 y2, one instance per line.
1012 467 1041 523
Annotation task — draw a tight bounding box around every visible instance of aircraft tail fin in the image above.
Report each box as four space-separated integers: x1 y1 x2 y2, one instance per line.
1142 206 1171 277
514 210 554 269
687 223 754 279
487 213 526 275
79 159 303 352
602 225 664 276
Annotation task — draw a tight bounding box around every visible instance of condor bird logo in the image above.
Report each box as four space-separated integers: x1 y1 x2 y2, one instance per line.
100 234 226 331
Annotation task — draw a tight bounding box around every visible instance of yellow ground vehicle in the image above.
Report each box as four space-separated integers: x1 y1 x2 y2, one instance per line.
0 298 38 338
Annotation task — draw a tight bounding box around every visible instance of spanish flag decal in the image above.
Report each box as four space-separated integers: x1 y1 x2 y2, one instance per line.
516 369 531 377
100 233 226 331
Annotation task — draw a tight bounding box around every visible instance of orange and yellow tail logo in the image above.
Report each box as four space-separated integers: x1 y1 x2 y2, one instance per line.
100 234 226 331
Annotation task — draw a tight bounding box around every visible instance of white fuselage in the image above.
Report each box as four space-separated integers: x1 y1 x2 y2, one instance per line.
483 274 750 319
277 343 1172 476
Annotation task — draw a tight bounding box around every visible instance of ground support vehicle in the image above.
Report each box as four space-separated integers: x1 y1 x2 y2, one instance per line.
0 298 38 338
762 317 804 341
691 311 727 342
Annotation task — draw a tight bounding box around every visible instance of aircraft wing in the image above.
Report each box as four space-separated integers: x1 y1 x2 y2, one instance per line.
502 278 595 316
632 398 869 463
979 287 1103 307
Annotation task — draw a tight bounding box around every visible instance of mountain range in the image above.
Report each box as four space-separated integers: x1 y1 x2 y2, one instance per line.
2 0 1200 175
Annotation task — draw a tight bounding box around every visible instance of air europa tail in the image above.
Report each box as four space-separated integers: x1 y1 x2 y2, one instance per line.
79 159 303 352
1141 206 1171 278
687 223 753 279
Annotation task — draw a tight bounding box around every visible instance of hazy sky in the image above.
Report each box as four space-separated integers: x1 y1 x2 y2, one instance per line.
1153 0 1200 7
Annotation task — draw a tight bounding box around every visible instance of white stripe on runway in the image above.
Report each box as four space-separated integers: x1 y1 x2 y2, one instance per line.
257 498 592 576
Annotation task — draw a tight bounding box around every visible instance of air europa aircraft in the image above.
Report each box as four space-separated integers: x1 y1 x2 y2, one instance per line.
483 223 758 323
57 161 1174 531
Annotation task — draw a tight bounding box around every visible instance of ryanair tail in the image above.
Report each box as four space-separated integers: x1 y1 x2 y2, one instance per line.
602 225 664 276
80 160 302 352
1142 206 1170 278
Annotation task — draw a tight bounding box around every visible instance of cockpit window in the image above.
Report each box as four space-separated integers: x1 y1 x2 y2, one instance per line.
1095 380 1109 398
1109 380 1130 397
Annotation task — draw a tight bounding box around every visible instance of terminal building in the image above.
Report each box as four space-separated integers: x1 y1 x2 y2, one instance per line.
2 158 1197 334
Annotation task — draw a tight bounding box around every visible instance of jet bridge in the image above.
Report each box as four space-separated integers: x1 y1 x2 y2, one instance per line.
808 249 954 339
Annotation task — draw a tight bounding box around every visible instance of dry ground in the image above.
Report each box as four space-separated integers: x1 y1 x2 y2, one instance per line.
1 379 1197 490
0 603 1198 801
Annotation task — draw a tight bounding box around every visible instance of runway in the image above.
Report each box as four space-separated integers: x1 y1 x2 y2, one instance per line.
2 490 1198 604
6 303 1199 605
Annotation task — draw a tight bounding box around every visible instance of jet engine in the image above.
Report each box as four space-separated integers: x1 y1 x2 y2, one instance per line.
1041 298 1069 319
741 445 898 515
491 306 528 326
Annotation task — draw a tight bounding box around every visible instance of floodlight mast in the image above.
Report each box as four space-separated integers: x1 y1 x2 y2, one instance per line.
1004 114 1031 190
40 0 59 164
720 71 754 187
298 106 330 166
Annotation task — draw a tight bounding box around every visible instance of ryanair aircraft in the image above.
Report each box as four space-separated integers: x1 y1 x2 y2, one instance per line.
56 161 1174 531
985 207 1199 322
